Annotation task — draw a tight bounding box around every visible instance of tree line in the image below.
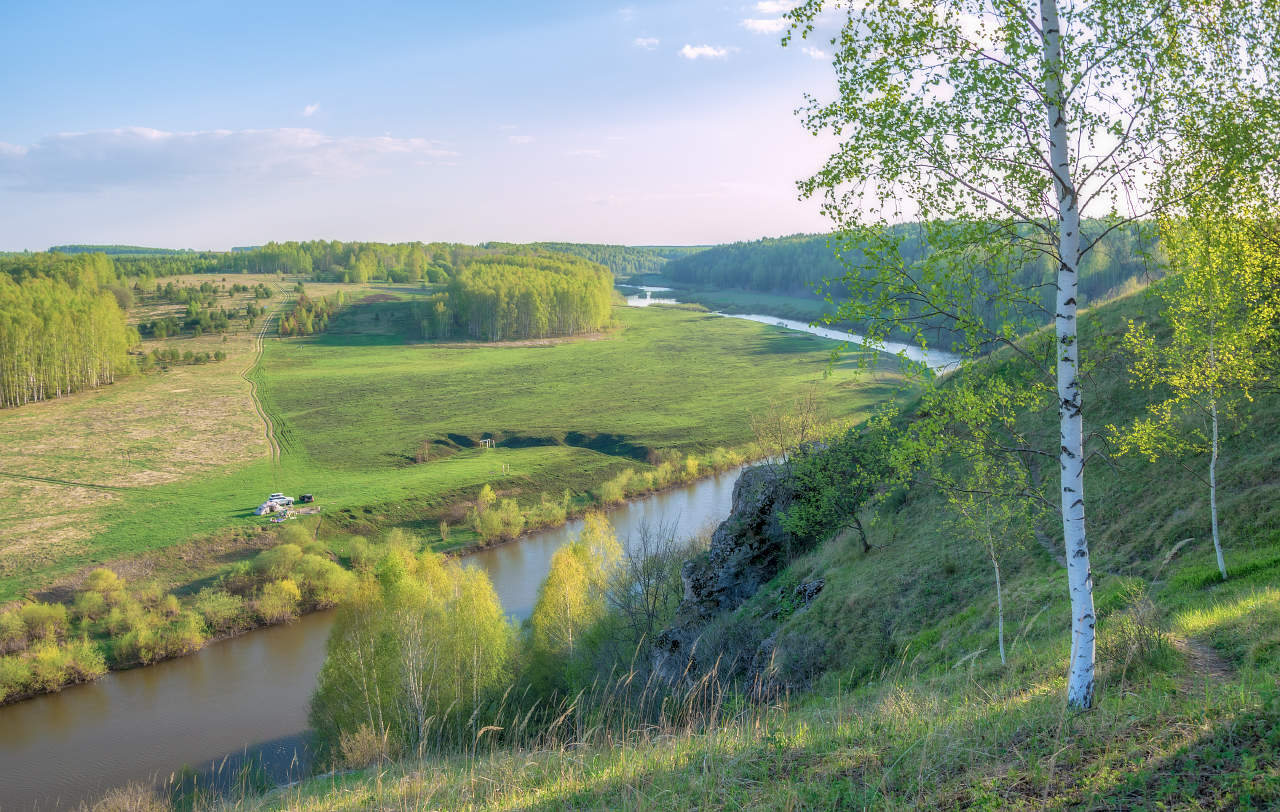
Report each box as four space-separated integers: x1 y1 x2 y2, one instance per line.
413 253 613 342
484 242 706 279
0 254 137 409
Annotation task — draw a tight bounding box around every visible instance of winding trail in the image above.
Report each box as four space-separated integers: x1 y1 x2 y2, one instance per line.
241 285 292 468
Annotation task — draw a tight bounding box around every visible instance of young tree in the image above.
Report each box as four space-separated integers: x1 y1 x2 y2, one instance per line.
788 0 1279 708
1113 204 1278 581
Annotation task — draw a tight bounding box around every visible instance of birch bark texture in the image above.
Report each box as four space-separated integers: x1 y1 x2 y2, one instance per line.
787 0 1279 708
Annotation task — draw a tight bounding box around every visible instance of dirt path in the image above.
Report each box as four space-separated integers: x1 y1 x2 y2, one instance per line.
1173 635 1234 692
241 285 291 466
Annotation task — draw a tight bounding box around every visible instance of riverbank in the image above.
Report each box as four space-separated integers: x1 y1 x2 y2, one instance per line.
0 463 752 810
0 447 758 710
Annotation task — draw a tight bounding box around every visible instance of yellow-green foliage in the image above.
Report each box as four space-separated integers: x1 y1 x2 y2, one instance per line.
0 608 26 654
256 579 302 624
192 587 251 636
309 549 513 762
527 513 622 690
19 602 68 642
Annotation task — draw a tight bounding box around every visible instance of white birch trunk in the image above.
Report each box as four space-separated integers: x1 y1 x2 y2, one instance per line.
990 540 1006 666
1042 0 1096 709
1210 396 1226 580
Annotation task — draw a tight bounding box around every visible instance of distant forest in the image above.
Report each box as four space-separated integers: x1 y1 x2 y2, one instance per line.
0 254 137 408
413 253 614 342
483 243 706 279
28 241 703 286
661 225 1159 334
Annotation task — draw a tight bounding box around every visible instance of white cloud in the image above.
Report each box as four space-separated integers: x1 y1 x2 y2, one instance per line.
801 46 827 59
741 17 787 33
680 44 730 60
302 103 320 117
618 5 635 21
755 1 798 13
507 134 535 145
566 148 604 159
633 36 659 50
0 127 457 192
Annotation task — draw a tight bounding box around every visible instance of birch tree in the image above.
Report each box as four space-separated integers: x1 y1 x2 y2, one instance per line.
1113 204 1278 581
786 0 1279 707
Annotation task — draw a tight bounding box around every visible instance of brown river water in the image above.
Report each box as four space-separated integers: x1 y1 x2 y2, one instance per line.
0 467 744 810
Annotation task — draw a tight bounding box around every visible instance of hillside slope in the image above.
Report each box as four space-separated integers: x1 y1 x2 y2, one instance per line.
216 287 1280 810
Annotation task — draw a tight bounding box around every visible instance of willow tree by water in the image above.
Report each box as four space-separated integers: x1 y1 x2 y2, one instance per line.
787 0 1279 707
0 254 137 408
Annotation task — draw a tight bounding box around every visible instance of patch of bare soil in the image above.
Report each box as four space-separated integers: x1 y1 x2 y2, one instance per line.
1173 635 1234 693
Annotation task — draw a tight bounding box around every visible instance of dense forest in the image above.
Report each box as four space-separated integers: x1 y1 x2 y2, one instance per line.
0 253 137 408
483 243 705 279
663 225 1156 316
413 253 614 341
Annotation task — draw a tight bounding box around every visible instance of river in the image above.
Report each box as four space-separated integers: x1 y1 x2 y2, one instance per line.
0 299 955 809
622 288 959 371
0 467 744 810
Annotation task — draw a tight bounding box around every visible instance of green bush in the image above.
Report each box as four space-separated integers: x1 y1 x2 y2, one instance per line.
0 655 31 700
193 588 251 635
256 579 302 624
295 555 356 608
0 609 26 654
73 590 107 622
28 643 72 692
64 638 107 682
20 602 68 642
253 544 304 581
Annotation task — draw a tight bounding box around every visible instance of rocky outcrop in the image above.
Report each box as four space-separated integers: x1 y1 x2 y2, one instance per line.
653 463 796 684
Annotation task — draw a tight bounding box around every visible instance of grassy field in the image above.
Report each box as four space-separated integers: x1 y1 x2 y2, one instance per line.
206 287 1280 812
0 299 900 603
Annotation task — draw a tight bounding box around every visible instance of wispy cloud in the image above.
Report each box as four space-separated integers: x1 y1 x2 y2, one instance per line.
566 148 603 159
741 17 788 33
801 46 827 59
507 134 535 145
633 36 659 50
302 103 320 117
754 1 798 12
0 127 457 192
680 44 730 60
618 5 635 21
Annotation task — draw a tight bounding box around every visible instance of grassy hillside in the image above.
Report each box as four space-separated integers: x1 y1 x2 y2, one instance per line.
224 287 1280 811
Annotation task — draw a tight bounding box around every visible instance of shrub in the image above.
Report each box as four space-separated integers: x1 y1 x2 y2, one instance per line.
276 523 314 548
193 588 251 636
158 593 181 619
295 555 355 608
347 537 375 572
20 602 68 642
0 609 26 654
104 599 145 636
339 723 390 769
527 493 568 528
73 590 107 622
65 638 108 683
28 642 72 692
256 579 302 624
158 611 207 657
0 655 31 701
253 544 304 581
495 498 525 540
84 568 123 595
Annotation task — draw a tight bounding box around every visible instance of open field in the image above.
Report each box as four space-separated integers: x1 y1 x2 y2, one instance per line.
0 300 902 602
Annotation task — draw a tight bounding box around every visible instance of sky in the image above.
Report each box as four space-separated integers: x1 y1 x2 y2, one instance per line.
0 1 843 250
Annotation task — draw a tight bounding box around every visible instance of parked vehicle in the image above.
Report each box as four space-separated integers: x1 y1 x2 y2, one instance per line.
298 493 314 504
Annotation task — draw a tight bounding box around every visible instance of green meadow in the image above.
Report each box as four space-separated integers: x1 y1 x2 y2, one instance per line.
0 304 900 602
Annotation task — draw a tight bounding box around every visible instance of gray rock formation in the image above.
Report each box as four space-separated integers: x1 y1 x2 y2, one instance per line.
653 463 796 684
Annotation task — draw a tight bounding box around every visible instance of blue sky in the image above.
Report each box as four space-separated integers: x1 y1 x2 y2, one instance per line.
0 1 840 250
